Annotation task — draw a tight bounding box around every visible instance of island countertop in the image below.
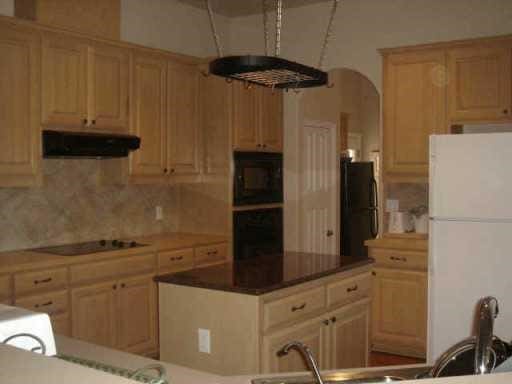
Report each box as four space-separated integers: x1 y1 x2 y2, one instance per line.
154 252 373 295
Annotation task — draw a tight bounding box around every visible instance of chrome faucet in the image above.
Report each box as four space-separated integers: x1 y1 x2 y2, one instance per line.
277 341 324 384
474 296 499 374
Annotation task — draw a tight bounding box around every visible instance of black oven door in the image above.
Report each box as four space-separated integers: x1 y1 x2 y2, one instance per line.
233 152 283 206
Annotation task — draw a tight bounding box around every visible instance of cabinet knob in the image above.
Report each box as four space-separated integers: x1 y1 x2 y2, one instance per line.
121 283 126 288
372 271 376 276
330 316 337 323
170 168 175 173
503 109 509 115
92 120 96 125
112 284 117 290
323 319 330 326
326 230 334 237
291 303 306 312
164 168 168 173
346 284 358 293
82 118 88 126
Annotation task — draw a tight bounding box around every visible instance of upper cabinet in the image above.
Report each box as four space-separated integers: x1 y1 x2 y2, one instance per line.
233 82 283 152
167 62 200 176
447 44 511 122
129 53 167 181
0 23 41 187
382 50 447 180
41 32 129 132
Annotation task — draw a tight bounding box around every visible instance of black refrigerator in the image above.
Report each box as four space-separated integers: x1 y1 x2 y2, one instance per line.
340 158 378 257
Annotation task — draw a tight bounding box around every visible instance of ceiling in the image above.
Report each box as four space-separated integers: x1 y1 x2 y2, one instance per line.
177 0 331 17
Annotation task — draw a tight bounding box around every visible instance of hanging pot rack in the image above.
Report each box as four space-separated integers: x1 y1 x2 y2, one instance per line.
206 0 340 90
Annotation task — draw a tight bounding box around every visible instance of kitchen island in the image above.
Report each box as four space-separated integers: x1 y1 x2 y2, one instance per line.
156 252 373 376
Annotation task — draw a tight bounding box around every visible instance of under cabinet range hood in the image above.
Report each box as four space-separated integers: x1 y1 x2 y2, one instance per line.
42 130 141 158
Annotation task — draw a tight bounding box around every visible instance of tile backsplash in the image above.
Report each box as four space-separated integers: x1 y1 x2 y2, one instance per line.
384 183 428 233
0 160 179 252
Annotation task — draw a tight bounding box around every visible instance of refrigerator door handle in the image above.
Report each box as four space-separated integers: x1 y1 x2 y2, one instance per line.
371 177 379 208
370 208 379 238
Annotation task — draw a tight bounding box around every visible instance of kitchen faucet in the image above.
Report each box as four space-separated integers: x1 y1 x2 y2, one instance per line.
277 341 324 384
474 296 499 374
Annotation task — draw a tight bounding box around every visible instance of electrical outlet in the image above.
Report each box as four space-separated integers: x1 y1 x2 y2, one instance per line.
385 199 399 213
198 328 211 354
155 206 163 221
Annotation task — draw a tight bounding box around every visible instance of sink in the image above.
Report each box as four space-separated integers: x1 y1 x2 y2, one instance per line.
252 366 430 384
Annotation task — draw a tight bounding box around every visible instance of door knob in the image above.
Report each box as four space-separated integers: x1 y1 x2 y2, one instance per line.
326 230 334 237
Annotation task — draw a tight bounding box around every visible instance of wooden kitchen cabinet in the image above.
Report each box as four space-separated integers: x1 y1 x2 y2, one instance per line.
71 273 158 354
42 32 129 131
129 53 168 180
116 274 157 354
262 314 329 373
382 50 447 180
233 82 283 152
371 267 427 358
0 23 41 187
167 61 201 176
71 280 118 348
447 44 511 122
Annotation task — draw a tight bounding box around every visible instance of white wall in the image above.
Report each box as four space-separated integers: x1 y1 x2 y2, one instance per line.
121 0 230 57
0 0 13 16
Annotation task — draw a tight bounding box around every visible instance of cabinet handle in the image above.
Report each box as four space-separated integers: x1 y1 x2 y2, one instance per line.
82 118 88 126
503 109 509 115
34 277 52 285
164 168 168 174
170 169 175 173
112 284 117 290
372 271 376 276
390 256 407 262
120 283 126 288
92 120 96 125
346 284 358 293
323 319 329 326
291 303 306 312
35 301 53 308
262 144 267 148
330 316 337 323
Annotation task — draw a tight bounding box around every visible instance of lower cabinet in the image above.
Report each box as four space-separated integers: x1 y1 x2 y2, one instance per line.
262 298 370 373
371 267 427 358
71 274 157 354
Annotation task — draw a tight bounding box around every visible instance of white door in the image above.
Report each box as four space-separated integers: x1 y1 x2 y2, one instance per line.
300 121 338 255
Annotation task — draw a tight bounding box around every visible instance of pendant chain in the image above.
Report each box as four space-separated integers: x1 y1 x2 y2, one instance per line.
318 0 340 70
206 0 223 57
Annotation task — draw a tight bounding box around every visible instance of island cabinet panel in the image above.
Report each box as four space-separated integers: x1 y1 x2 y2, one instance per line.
328 299 370 370
262 314 329 373
129 53 168 180
0 23 41 187
382 50 447 180
167 61 201 175
71 280 118 348
371 267 427 358
116 274 157 354
447 44 511 122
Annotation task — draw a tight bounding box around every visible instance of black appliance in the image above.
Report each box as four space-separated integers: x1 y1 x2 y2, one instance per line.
233 151 283 206
42 130 141 158
340 158 378 257
233 208 283 260
32 239 147 256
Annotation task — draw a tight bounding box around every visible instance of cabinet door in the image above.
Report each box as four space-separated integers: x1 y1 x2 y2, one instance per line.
259 87 283 152
328 299 370 370
0 24 41 187
88 43 129 131
448 45 511 122
372 267 427 358
167 62 200 175
71 281 117 348
383 50 447 178
233 81 259 150
42 33 87 128
201 74 231 175
262 315 329 373
116 274 157 354
129 54 167 179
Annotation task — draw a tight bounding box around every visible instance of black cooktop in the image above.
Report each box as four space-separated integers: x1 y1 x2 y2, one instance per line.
32 239 147 256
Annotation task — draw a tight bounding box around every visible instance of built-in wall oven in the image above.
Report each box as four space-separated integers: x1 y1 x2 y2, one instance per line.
233 208 283 260
233 152 283 206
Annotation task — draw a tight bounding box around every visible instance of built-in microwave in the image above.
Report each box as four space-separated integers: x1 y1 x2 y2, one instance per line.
233 151 283 206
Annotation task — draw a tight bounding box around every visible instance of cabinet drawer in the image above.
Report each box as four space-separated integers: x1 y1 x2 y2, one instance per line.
70 253 156 285
158 248 194 273
263 286 326 331
14 268 67 296
51 312 71 336
0 275 12 302
326 273 371 308
16 290 68 315
195 243 227 266
370 248 427 270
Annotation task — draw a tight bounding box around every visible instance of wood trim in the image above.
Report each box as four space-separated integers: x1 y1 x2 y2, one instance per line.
232 203 284 211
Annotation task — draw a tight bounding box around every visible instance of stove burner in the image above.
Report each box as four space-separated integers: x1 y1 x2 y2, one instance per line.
31 239 147 256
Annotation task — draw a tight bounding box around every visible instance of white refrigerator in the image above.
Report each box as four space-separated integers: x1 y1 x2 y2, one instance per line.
428 133 512 363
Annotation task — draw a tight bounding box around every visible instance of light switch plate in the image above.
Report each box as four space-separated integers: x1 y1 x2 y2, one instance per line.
198 328 211 354
385 199 399 213
155 206 163 221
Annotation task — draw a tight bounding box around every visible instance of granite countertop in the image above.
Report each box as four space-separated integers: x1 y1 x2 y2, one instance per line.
155 252 373 295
